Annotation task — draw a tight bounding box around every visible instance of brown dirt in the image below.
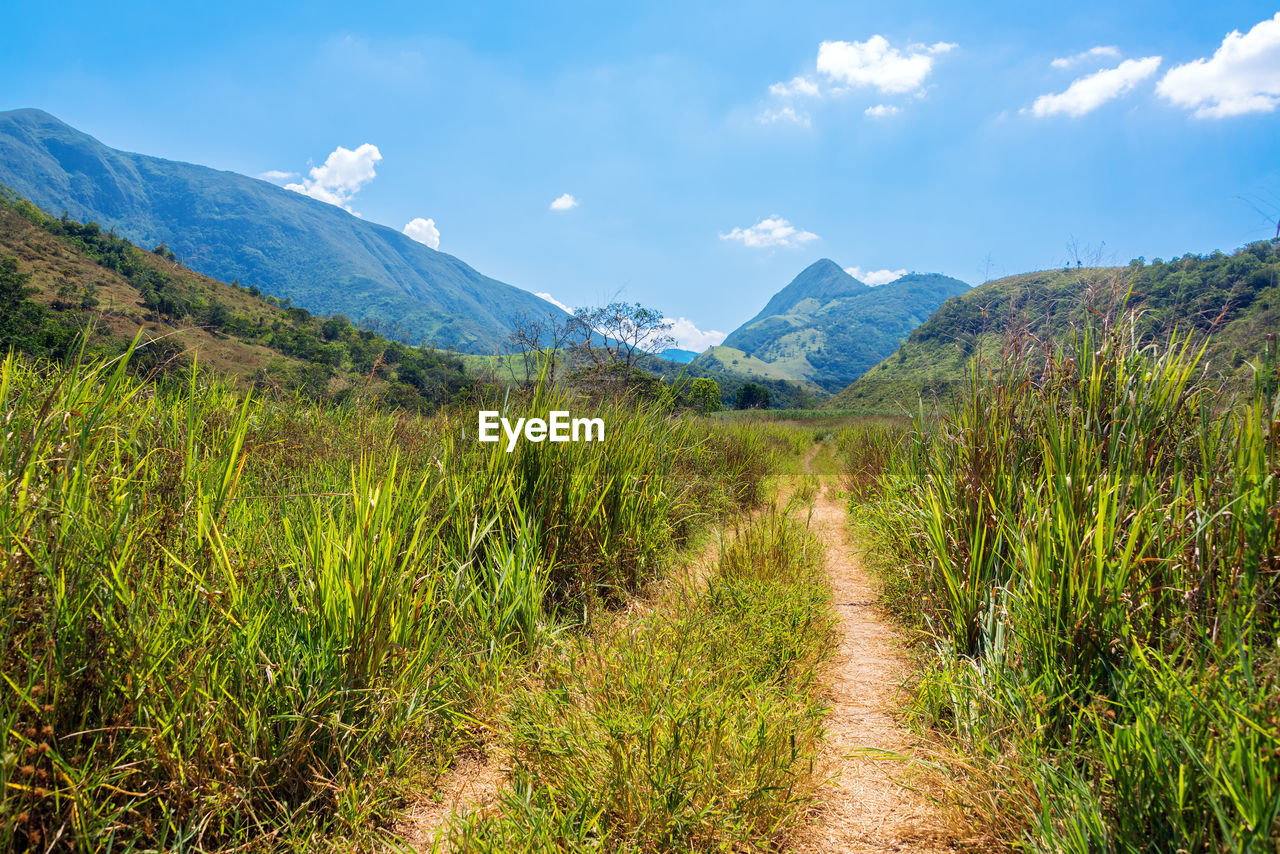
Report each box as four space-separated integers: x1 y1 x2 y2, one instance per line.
790 474 960 853
391 752 504 851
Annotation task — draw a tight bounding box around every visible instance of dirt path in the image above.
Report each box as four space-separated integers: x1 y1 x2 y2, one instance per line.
393 452 957 852
791 469 957 852
392 752 503 851
390 536 728 851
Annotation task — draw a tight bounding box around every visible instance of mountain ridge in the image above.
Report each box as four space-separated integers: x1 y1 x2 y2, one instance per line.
707 259 970 393
829 246 1280 412
0 108 567 352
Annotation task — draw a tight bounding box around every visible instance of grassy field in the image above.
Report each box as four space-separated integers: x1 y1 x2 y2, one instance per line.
444 510 835 852
8 296 1276 853
0 344 790 851
844 321 1280 851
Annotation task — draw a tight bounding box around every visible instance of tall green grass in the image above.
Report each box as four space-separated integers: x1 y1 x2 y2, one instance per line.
854 323 1280 851
446 511 835 852
0 346 772 850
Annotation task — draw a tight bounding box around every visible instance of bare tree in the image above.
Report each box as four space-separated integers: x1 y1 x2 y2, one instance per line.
568 302 675 368
505 310 577 386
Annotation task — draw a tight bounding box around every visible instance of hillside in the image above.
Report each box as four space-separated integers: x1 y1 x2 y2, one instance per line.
0 108 566 351
830 245 1280 412
0 189 476 408
705 259 969 393
691 345 814 386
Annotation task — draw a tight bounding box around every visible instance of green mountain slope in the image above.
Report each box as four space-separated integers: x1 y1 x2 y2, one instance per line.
0 108 566 352
830 245 1280 412
707 259 970 393
0 189 478 409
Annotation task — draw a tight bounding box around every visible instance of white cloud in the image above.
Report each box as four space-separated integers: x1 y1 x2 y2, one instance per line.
720 216 820 249
663 317 726 351
258 169 298 181
845 265 907 285
550 193 579 211
769 76 820 97
403 217 440 249
1029 56 1162 117
535 292 573 313
1157 13 1280 118
816 36 955 95
1051 45 1120 69
864 104 901 117
760 35 953 124
283 143 382 213
758 105 811 126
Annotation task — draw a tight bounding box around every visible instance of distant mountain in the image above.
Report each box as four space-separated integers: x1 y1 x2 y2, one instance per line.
0 190 475 406
0 108 566 352
659 347 700 363
702 259 970 393
829 244 1280 412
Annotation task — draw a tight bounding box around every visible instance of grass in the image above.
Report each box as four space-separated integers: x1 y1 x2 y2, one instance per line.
717 411 908 478
0 343 777 851
444 510 836 852
847 319 1280 851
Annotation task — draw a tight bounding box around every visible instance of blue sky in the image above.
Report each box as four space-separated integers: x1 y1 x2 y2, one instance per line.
4 1 1280 347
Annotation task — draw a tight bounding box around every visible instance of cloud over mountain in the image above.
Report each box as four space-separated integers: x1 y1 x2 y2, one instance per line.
845 265 907 285
283 143 382 213
403 217 440 249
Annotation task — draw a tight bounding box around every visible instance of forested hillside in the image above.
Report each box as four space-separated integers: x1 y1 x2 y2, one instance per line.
0 188 477 409
831 243 1280 411
707 259 970 392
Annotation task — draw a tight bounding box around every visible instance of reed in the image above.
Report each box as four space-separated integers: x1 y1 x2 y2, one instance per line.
0 344 773 850
853 321 1280 851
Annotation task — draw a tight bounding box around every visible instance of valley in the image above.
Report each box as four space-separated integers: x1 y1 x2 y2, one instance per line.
4 8 1280 849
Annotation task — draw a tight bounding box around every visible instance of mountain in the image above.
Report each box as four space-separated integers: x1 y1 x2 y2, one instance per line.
0 108 566 352
0 189 475 408
659 347 699 363
701 259 970 393
829 244 1280 412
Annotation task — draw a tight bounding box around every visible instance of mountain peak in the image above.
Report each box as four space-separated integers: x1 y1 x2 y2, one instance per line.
720 259 971 393
798 257 849 277
1 108 72 130
745 258 866 324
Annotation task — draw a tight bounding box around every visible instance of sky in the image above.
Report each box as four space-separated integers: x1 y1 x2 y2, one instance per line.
4 1 1280 349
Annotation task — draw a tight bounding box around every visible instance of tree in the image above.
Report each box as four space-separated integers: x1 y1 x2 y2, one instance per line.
688 377 722 413
734 382 771 410
0 255 33 307
505 310 577 386
570 302 675 368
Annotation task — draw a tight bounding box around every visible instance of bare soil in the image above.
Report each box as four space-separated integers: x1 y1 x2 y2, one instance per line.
790 475 959 853
391 752 504 851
